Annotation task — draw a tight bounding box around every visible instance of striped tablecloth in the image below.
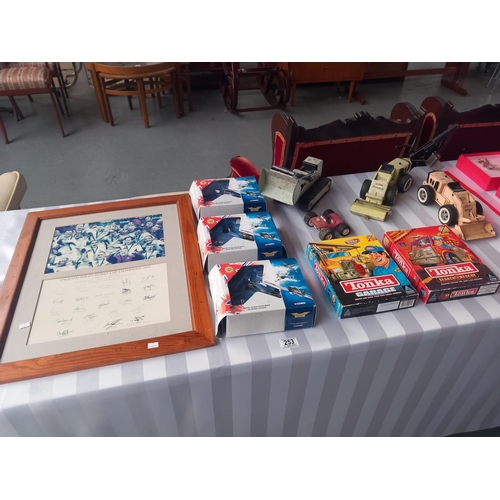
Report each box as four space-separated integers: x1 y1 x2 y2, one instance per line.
1 162 500 436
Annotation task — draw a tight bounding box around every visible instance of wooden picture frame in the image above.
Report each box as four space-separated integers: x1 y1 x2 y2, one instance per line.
0 194 214 384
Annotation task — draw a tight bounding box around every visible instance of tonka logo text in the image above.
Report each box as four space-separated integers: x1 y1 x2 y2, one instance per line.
425 263 478 279
313 262 327 289
341 275 399 293
392 249 411 275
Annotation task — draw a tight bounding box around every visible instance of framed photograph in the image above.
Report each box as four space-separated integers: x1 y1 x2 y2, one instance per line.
0 194 214 384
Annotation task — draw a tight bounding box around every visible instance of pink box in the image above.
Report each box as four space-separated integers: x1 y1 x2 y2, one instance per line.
456 153 500 191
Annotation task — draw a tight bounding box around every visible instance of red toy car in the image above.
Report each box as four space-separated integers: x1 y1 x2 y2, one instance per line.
304 209 351 240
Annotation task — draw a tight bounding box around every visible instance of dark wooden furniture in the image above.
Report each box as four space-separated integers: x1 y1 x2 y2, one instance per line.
180 62 193 112
417 96 500 161
221 63 291 112
390 100 438 150
282 62 366 105
364 63 470 96
270 106 428 177
92 62 182 128
275 63 470 106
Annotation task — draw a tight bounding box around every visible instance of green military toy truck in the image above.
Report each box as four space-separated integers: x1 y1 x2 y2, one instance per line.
350 158 413 221
350 125 459 222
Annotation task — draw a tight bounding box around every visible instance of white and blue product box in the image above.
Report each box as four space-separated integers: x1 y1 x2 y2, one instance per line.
189 176 266 218
208 258 317 338
197 212 285 272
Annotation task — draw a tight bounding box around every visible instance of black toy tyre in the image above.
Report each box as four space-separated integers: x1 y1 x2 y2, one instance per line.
337 223 351 237
319 228 334 240
360 179 372 199
438 204 459 226
384 185 398 206
304 212 317 226
476 201 483 215
397 173 413 193
417 185 435 205
444 251 461 264
323 209 334 218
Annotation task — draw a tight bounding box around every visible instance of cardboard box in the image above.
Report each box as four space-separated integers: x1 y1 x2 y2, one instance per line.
456 153 500 191
197 212 284 272
208 259 316 338
383 225 500 303
306 234 418 318
189 176 266 218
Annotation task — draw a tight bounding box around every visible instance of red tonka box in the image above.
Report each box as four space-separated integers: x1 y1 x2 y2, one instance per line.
456 152 500 191
383 225 500 303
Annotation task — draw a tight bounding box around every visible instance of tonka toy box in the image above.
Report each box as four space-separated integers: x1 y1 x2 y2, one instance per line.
189 176 266 218
208 258 316 338
197 212 284 272
456 153 500 191
383 225 500 303
306 234 418 318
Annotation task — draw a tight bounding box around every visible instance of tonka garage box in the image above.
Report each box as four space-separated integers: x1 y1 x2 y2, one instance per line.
383 225 500 303
208 259 316 338
306 234 418 318
456 152 500 191
190 176 266 218
197 212 284 272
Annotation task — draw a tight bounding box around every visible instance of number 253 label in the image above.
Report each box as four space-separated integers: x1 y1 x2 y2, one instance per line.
279 337 299 350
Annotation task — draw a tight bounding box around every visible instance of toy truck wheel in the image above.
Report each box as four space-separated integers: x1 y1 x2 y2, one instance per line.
319 228 334 240
360 179 372 199
384 185 398 206
304 212 317 226
397 174 413 193
438 204 459 226
336 223 351 237
417 185 435 205
476 201 483 215
443 251 461 264
323 209 334 217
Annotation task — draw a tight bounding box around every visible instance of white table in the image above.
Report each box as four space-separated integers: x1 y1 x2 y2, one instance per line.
1 162 500 436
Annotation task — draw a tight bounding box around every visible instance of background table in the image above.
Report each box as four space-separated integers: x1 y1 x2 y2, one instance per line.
1 162 500 436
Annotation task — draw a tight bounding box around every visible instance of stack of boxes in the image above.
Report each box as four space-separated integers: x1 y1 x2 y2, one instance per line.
190 176 316 338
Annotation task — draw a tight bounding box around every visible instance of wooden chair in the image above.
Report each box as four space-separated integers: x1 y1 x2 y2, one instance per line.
418 96 500 161
270 105 429 176
0 65 66 138
1 63 69 117
93 63 182 128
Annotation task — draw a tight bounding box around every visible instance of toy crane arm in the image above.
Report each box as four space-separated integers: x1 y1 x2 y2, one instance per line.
407 124 460 168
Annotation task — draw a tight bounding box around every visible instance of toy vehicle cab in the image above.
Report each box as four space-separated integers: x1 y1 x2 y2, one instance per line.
304 209 351 240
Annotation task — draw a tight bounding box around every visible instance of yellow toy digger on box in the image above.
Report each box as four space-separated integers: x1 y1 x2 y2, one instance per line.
350 125 459 221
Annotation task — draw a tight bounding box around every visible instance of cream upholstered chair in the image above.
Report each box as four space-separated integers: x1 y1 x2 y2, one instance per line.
0 171 27 211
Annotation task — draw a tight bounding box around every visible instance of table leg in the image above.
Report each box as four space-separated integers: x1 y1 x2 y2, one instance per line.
440 62 469 96
86 64 109 122
348 81 365 104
